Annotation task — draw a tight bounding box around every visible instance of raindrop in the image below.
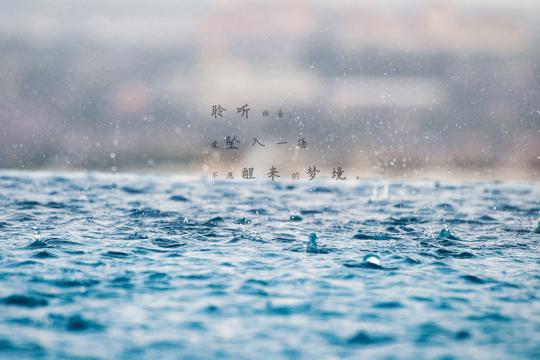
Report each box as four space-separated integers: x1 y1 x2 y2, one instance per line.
438 225 459 240
306 233 318 253
363 253 381 266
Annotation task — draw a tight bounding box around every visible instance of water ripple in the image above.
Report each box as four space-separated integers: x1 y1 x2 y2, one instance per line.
0 173 539 359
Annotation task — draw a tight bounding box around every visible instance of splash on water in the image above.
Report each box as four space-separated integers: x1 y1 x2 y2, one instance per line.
306 233 318 253
363 253 382 266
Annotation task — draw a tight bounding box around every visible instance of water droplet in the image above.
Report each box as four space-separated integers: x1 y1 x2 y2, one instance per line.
438 225 459 239
290 214 303 222
306 233 318 253
363 253 381 266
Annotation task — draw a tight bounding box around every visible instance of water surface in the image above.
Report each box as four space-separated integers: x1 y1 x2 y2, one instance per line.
0 172 539 359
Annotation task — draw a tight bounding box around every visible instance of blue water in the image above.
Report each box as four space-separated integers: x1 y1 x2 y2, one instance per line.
0 172 539 359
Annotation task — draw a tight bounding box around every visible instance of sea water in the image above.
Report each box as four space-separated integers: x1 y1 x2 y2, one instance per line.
0 172 539 359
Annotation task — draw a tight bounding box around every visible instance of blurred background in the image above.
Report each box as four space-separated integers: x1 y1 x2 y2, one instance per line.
0 0 539 180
